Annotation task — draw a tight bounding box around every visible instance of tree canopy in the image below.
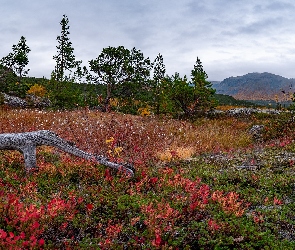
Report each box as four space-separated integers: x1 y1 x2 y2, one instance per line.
89 46 151 111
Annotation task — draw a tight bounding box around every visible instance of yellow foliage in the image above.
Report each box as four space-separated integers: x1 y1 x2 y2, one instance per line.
114 147 123 156
27 84 46 97
106 137 123 156
106 137 115 144
109 98 119 107
138 107 151 117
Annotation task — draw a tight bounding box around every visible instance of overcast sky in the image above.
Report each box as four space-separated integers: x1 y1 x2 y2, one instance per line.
1 0 295 81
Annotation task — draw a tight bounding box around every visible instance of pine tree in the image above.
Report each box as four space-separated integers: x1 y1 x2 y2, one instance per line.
190 57 216 113
152 53 166 114
164 58 217 119
1 36 30 80
153 53 166 84
53 15 80 81
89 46 151 111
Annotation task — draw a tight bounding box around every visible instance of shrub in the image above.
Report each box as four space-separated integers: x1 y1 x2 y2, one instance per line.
0 93 4 105
262 113 295 141
27 84 46 97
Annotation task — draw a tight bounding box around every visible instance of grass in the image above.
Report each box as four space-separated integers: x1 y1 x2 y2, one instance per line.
0 107 295 249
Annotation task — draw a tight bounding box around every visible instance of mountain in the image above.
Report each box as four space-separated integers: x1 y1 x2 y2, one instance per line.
213 72 295 101
210 81 221 86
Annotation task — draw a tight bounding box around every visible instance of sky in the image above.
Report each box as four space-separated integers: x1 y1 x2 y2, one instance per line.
1 0 295 81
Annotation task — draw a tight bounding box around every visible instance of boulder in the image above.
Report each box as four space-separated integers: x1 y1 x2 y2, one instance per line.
249 125 264 141
26 94 52 108
0 93 51 108
1 92 27 108
227 108 258 116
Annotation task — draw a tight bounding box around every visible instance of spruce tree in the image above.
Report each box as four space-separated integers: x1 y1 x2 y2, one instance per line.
53 15 80 81
190 57 216 113
152 53 166 114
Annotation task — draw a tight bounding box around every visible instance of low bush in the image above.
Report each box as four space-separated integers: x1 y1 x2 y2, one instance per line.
0 109 295 248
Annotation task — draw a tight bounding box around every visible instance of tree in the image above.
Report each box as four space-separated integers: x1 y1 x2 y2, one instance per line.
89 46 151 111
0 64 17 94
151 53 166 114
169 73 194 117
116 47 152 103
163 58 216 119
53 15 80 81
190 57 216 114
1 36 31 80
74 64 93 104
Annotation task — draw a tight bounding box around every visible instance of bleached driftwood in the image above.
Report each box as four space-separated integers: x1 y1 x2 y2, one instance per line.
0 130 134 176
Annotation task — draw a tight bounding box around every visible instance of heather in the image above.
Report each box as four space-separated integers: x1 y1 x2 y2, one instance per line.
0 107 295 249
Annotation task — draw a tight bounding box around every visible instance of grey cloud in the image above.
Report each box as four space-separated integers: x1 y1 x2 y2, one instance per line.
1 0 295 80
265 1 295 11
237 17 283 35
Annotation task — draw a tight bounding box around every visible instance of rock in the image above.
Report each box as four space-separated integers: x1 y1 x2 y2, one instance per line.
226 107 281 117
26 94 51 108
260 109 281 115
206 109 225 117
0 93 51 109
249 125 264 141
2 92 27 107
227 108 258 116
235 165 259 171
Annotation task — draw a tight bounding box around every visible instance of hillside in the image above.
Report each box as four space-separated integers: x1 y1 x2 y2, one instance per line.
214 94 258 107
213 72 295 101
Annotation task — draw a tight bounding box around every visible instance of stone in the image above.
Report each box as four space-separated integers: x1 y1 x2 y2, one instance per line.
26 94 52 108
2 92 27 108
249 125 264 141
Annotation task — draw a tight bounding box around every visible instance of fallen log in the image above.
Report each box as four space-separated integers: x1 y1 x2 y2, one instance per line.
0 130 134 176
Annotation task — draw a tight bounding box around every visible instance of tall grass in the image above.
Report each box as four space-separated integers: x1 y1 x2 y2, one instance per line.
0 108 253 164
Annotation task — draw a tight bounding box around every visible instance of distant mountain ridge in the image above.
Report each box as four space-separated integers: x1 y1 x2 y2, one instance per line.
212 72 295 101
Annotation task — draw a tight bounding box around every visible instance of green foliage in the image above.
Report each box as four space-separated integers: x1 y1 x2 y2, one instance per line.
262 113 295 141
52 15 81 82
9 81 30 98
148 57 217 119
0 93 4 105
0 64 18 94
89 46 151 112
150 76 175 115
214 94 258 107
152 58 216 119
289 93 295 110
45 78 101 109
150 53 166 115
1 27 215 120
0 36 30 80
169 73 195 117
190 57 216 114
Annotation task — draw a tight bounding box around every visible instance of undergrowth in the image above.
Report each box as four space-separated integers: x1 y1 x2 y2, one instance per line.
0 107 295 249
